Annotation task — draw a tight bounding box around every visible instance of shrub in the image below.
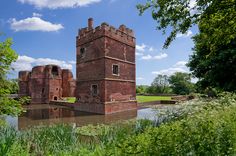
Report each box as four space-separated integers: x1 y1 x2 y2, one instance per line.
116 93 236 155
1 93 235 155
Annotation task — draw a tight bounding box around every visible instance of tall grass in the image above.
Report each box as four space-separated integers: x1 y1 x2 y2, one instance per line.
0 93 236 155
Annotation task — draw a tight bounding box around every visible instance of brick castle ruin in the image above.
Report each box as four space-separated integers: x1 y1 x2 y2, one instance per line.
19 18 137 114
19 65 76 104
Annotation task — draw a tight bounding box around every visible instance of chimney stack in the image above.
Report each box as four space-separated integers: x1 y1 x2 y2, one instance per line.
88 18 93 30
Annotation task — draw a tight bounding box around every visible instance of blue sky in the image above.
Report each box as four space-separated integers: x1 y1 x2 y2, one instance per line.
0 0 197 85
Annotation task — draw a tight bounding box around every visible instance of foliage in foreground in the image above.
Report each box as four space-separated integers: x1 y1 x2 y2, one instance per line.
119 95 236 155
0 36 23 116
1 93 236 155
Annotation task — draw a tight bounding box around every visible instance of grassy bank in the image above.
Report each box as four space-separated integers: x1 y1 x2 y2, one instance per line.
65 96 172 103
65 97 76 103
136 95 171 103
1 93 236 155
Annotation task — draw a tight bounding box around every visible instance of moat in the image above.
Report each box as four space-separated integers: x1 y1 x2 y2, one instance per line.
3 104 167 130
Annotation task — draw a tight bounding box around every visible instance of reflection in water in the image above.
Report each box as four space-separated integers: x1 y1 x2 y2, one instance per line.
5 104 160 130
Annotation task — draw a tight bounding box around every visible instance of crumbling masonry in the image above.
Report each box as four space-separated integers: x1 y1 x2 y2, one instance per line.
19 65 76 104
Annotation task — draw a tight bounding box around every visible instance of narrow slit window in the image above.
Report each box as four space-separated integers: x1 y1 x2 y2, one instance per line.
80 48 85 57
112 65 119 75
91 84 98 96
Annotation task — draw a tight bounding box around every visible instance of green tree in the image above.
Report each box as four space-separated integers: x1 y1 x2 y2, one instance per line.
151 74 170 94
137 0 236 50
169 72 194 95
146 85 156 94
8 79 19 94
0 37 23 116
136 85 148 94
188 37 236 92
137 0 236 92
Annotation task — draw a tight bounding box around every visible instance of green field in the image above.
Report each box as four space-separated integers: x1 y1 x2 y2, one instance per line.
65 97 76 103
65 96 171 103
136 95 171 103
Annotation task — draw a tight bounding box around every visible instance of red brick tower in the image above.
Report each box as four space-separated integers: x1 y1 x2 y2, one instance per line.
76 18 137 114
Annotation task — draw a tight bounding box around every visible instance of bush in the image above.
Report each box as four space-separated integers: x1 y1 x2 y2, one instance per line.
116 93 236 155
1 93 235 155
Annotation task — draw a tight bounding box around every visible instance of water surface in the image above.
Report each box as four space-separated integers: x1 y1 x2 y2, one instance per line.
4 104 166 130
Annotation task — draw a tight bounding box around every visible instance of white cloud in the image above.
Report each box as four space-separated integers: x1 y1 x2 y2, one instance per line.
136 43 156 52
141 53 168 60
148 47 154 52
141 54 152 60
153 53 168 60
136 44 147 52
174 61 188 68
11 55 74 71
18 0 101 9
137 77 144 80
33 12 42 17
135 52 144 56
152 60 189 76
152 67 187 76
9 17 63 32
176 30 193 38
68 61 76 64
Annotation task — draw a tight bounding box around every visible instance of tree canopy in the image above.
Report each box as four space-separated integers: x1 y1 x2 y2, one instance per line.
169 72 195 95
0 36 23 116
151 74 170 93
188 34 236 92
137 0 236 92
137 0 236 50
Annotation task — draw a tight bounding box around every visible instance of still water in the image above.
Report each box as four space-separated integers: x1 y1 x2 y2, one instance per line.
3 104 164 130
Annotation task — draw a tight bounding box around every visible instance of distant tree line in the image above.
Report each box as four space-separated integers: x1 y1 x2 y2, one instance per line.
136 72 195 95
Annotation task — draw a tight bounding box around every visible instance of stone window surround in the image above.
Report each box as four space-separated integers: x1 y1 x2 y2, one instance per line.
91 84 98 96
112 64 120 76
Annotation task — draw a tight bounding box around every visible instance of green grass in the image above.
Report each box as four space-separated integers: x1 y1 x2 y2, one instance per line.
65 96 171 103
137 95 171 103
1 93 236 155
65 97 76 103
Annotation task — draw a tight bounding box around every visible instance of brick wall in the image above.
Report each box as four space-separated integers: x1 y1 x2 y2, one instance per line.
75 18 137 114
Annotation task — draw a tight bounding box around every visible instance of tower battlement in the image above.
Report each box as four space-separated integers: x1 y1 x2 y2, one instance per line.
76 18 137 114
77 18 135 47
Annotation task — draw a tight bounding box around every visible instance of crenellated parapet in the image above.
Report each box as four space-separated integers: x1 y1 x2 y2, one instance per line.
77 18 135 47
75 18 137 114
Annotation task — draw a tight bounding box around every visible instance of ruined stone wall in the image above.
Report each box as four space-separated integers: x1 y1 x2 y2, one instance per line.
62 69 76 97
19 65 76 104
30 66 46 104
18 71 31 97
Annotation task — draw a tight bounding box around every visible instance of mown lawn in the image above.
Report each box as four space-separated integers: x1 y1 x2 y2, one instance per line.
136 95 171 103
65 96 171 103
65 97 76 103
